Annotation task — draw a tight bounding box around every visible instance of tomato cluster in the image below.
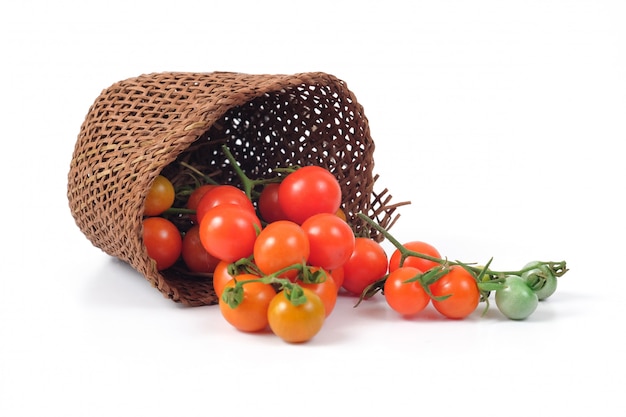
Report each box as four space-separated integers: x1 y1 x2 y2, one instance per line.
354 240 481 320
357 221 566 322
494 261 559 320
140 147 568 343
142 163 372 343
141 175 220 273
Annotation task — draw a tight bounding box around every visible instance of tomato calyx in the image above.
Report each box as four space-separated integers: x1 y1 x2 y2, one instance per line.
226 255 261 276
280 285 308 307
356 265 453 307
220 262 314 309
221 280 246 309
520 269 549 292
297 266 329 285
401 266 453 301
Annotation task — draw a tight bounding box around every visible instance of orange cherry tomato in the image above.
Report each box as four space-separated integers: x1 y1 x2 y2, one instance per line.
267 288 326 343
219 277 276 333
195 184 255 224
144 175 175 216
253 220 309 280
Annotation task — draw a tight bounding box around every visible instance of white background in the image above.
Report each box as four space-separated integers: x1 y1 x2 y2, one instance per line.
2 1 625 416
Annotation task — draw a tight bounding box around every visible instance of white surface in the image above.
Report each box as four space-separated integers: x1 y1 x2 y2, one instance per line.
2 1 625 416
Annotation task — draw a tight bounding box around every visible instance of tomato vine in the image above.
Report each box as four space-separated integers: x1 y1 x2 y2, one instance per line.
355 212 568 316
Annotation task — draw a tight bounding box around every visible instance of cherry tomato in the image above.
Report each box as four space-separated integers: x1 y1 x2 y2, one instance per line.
335 208 347 222
430 266 480 319
299 268 338 317
253 220 310 280
258 183 289 223
389 241 441 273
495 275 539 320
384 267 430 317
521 261 558 301
144 175 175 216
278 166 342 224
142 216 182 270
212 261 262 299
181 225 221 273
186 184 217 223
199 203 262 263
341 237 388 296
267 288 326 343
329 266 344 290
212 260 238 297
219 277 276 332
195 185 255 224
301 213 355 271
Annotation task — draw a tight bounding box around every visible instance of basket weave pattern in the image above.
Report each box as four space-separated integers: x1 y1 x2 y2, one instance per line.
68 71 401 306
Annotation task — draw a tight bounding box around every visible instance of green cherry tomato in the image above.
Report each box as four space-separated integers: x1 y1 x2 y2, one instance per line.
521 261 558 301
495 275 539 320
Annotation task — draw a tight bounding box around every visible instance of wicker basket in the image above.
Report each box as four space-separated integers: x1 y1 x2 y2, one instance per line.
67 71 404 306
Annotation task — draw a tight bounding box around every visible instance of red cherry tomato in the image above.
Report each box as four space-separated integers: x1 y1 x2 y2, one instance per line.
195 185 255 224
258 183 289 223
181 224 221 273
186 184 217 223
389 241 442 273
278 166 342 224
299 268 338 317
341 237 388 296
384 267 430 317
329 266 344 290
212 261 263 299
142 216 182 270
199 203 262 263
430 265 480 319
301 213 355 271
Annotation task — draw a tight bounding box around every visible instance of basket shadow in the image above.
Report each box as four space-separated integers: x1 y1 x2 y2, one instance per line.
82 256 178 310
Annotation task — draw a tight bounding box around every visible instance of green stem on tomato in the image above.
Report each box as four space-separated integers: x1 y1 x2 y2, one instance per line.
222 261 310 309
179 161 220 185
356 213 568 282
221 145 256 199
162 207 196 216
221 144 297 200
